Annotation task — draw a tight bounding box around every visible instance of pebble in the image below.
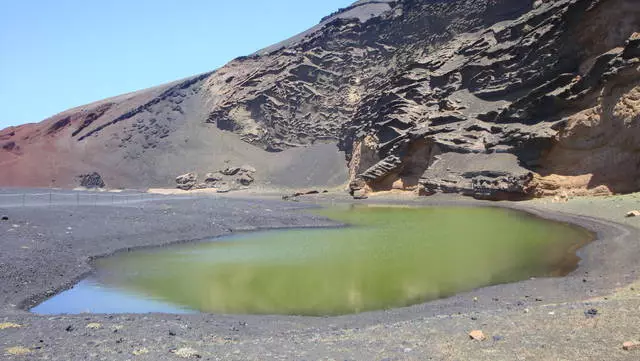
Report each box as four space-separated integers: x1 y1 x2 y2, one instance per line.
584 308 598 318
469 330 486 341
623 341 640 351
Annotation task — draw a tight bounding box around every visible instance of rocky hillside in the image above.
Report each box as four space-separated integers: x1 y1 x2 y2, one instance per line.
1 0 638 199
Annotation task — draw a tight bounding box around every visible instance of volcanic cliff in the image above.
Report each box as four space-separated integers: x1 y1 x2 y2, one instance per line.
1 0 638 199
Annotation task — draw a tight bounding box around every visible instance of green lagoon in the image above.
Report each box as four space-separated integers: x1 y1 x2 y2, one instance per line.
33 205 593 316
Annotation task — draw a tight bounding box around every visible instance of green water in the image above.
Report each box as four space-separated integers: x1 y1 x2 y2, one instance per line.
93 205 592 316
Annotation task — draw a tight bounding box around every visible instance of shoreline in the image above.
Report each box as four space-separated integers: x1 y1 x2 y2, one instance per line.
1 190 639 360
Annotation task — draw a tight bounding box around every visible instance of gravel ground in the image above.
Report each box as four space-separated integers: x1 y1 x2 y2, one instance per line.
1 190 639 360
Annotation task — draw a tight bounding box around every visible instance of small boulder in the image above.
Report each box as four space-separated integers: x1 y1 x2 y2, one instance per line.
623 341 640 351
626 210 640 218
469 330 486 341
204 172 224 183
352 188 368 200
584 308 598 318
221 167 241 176
176 173 197 190
240 165 257 173
236 174 254 186
1 215 8 221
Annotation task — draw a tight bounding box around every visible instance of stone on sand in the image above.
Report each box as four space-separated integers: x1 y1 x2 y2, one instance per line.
625 210 640 217
469 330 486 341
171 347 201 358
623 341 640 350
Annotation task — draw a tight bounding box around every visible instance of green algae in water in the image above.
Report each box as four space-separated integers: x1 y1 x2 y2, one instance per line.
93 206 592 316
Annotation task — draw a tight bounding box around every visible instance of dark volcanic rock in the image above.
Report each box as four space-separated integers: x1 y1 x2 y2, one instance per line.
339 0 640 199
1 0 638 200
78 172 105 189
177 165 256 191
176 172 197 190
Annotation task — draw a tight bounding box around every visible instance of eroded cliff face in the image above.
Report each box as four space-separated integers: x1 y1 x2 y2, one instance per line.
0 0 638 197
341 0 640 199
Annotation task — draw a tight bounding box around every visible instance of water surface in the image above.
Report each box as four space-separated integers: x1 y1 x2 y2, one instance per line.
33 205 592 316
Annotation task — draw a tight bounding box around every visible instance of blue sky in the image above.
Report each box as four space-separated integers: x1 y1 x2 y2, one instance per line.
0 0 353 129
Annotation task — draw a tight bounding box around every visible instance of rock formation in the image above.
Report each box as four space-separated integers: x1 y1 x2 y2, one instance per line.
78 172 105 189
175 165 256 192
0 0 638 199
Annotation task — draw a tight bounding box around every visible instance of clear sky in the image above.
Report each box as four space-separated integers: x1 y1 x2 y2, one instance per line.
0 0 353 129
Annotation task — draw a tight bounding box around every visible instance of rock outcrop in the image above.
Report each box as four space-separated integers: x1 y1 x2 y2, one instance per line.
0 0 638 200
78 172 105 189
175 172 198 191
175 165 256 192
340 0 640 199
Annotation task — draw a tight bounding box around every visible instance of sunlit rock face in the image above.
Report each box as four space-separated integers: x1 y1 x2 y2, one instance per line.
1 0 638 199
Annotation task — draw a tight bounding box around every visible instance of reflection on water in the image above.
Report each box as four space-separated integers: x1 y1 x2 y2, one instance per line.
31 279 195 315
32 206 593 316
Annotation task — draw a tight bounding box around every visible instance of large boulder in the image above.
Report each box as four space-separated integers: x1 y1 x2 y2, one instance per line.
175 172 197 190
78 172 105 189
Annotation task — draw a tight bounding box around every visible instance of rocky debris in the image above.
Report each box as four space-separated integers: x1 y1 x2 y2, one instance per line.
176 173 198 190
468 330 486 341
623 341 640 351
78 172 105 189
625 210 640 218
282 189 326 201
176 165 256 192
348 178 369 199
584 308 598 318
